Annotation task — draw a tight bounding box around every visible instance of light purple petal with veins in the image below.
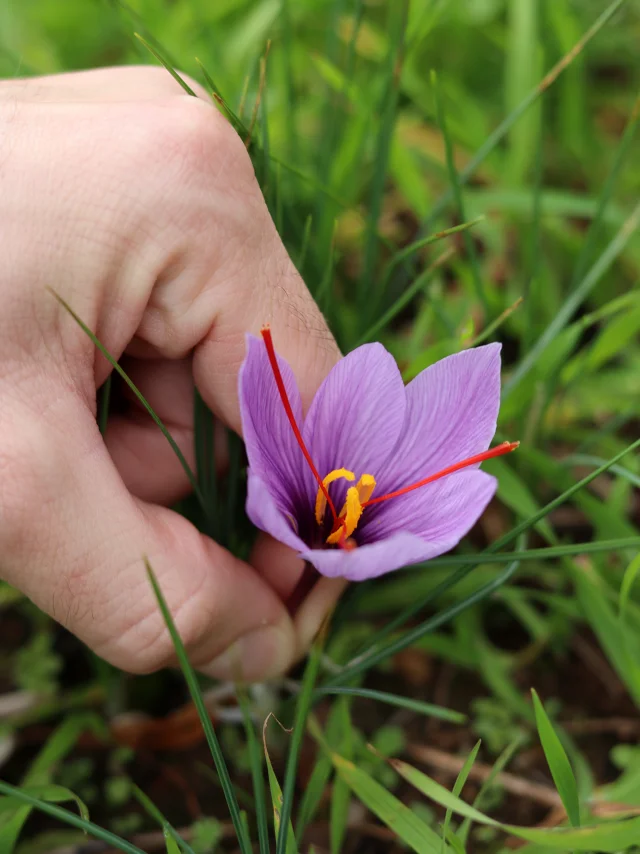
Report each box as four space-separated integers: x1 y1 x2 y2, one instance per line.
360 469 496 551
376 344 501 497
302 343 406 505
245 473 308 554
300 532 452 581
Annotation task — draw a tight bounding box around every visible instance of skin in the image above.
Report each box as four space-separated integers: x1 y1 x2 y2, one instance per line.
0 66 346 682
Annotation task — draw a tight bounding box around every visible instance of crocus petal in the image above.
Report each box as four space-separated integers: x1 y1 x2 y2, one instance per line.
360 469 496 552
239 335 309 514
246 472 308 554
376 344 501 495
300 532 446 582
302 344 406 507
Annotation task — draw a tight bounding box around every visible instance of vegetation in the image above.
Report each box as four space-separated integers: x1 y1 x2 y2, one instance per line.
1 0 640 851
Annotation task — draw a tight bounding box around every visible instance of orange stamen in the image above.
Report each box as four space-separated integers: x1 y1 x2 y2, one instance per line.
261 326 341 529
363 441 519 507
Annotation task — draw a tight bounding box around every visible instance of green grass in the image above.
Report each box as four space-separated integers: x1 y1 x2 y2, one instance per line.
1 0 640 852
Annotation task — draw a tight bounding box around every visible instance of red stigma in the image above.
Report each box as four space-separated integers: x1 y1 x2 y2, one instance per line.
261 326 341 529
363 441 519 507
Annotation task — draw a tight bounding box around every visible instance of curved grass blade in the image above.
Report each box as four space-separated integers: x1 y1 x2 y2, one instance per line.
531 690 580 827
417 537 640 570
144 560 252 854
237 686 270 854
441 740 480 849
357 246 456 345
134 33 197 96
131 784 196 854
49 290 205 512
390 756 640 850
561 455 640 490
320 559 520 691
263 715 298 853
329 697 351 854
0 781 145 854
318 688 465 724
330 753 450 853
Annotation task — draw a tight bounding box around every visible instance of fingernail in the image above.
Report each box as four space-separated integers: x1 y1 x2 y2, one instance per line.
203 621 293 682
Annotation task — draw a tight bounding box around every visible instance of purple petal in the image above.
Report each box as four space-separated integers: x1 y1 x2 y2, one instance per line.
300 532 445 581
302 344 406 507
239 334 309 514
246 472 308 554
360 469 496 551
376 344 501 496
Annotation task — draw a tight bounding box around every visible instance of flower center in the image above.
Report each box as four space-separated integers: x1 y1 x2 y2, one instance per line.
315 469 377 544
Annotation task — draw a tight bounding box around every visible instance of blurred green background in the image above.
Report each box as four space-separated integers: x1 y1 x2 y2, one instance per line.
1 1 640 852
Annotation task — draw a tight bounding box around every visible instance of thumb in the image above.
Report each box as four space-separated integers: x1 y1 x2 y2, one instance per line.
191 224 341 431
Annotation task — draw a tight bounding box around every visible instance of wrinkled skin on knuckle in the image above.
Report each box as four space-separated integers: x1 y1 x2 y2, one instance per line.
91 511 226 674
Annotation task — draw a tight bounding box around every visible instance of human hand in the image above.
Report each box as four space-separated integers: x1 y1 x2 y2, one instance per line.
0 66 343 682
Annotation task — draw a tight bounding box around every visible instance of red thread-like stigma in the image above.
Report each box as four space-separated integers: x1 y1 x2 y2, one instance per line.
363 441 519 507
261 326 341 529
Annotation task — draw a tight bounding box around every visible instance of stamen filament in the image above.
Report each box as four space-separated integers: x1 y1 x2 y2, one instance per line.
363 441 519 507
261 326 340 526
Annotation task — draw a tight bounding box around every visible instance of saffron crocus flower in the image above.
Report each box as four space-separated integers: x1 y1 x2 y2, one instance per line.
238 328 517 582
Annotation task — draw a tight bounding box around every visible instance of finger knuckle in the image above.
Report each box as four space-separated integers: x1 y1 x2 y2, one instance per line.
139 96 255 191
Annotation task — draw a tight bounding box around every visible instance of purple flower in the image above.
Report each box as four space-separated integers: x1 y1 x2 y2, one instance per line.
238 329 516 582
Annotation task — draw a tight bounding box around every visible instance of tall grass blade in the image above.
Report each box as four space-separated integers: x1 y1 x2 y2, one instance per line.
49 290 205 511
144 560 252 853
531 690 581 826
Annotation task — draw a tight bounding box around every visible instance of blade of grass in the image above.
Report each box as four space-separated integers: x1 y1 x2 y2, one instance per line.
531 690 580 827
375 216 484 311
50 290 205 510
329 697 352 854
237 686 270 854
431 70 487 312
357 245 456 345
414 537 640 570
131 785 196 854
0 781 145 854
457 735 527 846
276 624 327 854
329 752 451 853
320 559 521 692
134 33 197 96
144 559 252 854
195 57 249 136
318 688 465 724
440 741 480 850
263 716 298 853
